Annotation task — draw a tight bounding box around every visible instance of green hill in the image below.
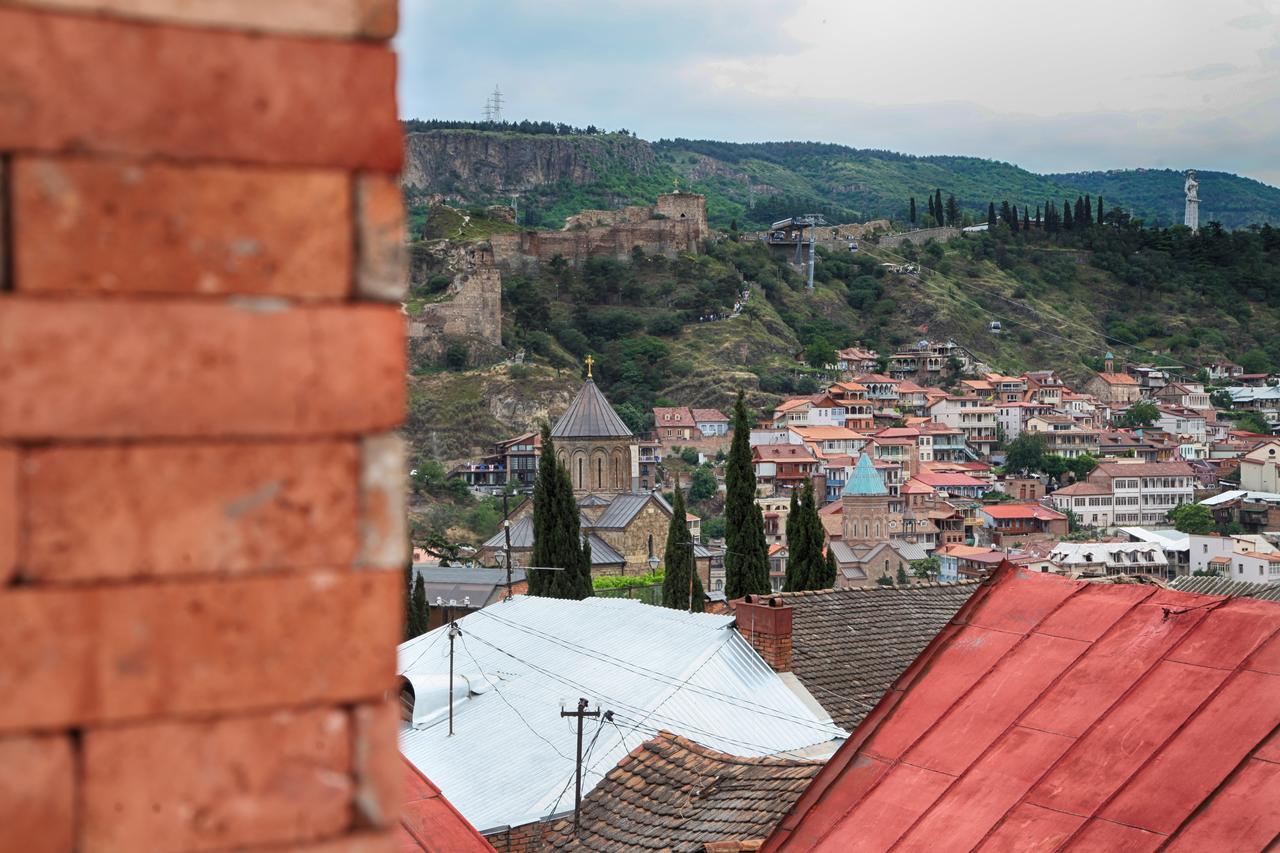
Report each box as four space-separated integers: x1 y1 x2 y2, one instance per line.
400 124 1280 231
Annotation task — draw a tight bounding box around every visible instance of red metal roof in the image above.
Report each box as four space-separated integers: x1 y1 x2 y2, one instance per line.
763 565 1280 852
400 759 493 852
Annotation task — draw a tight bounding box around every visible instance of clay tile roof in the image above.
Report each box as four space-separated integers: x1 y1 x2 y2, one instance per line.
653 406 696 425
1098 371 1140 385
981 503 1067 521
692 408 729 422
773 582 980 730
400 760 493 852
552 379 634 438
1050 481 1111 496
764 565 1280 852
541 732 824 852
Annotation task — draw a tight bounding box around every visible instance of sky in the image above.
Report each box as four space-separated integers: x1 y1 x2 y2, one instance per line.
396 0 1280 186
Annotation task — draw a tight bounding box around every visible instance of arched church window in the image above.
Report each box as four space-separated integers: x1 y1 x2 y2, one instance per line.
596 457 603 490
613 456 622 489
875 521 881 538
647 534 654 558
577 457 584 490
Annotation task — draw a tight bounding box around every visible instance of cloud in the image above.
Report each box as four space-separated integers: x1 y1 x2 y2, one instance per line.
395 0 1280 188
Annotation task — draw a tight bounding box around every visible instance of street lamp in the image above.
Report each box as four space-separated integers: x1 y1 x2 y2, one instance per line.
647 554 660 573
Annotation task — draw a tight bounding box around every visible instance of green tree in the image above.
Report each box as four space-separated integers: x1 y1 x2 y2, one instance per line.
784 481 826 591
724 392 769 598
987 202 997 229
1001 200 1012 226
934 189 944 227
689 467 717 503
1115 401 1159 428
823 546 838 588
661 480 704 612
911 556 940 582
1004 432 1047 476
909 196 917 224
1063 200 1074 230
783 489 800 588
530 424 592 599
680 447 700 466
1067 454 1098 481
1237 411 1272 434
408 572 429 639
1239 348 1274 374
946 194 959 226
927 194 936 224
896 565 909 585
1169 502 1214 535
1097 195 1105 224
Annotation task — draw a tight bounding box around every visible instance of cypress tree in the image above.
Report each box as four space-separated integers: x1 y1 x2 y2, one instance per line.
409 572 429 638
1063 200 1074 230
987 202 997 229
725 392 769 599
1023 207 1031 231
1009 205 1019 233
1097 195 1105 224
530 423 591 599
404 560 415 640
1000 200 1012 227
909 196 917 224
1035 205 1042 227
946 194 958 226
927 194 936 224
1074 196 1085 226
934 189 944 227
783 489 802 591
799 481 825 589
823 545 838 589
1084 195 1093 225
661 479 703 611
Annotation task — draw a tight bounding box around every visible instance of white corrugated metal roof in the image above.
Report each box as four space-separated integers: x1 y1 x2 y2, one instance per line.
397 596 845 833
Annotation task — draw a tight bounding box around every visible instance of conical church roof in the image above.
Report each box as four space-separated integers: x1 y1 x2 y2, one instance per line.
843 452 888 496
550 379 634 439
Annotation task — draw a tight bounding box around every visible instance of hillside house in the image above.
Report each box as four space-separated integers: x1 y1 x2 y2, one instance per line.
753 443 821 495
929 395 998 457
835 345 879 375
1021 370 1067 406
1154 404 1208 445
1049 460 1196 527
826 381 875 431
935 543 1007 581
979 502 1069 546
1240 439 1280 492
1154 381 1212 411
451 430 540 492
770 394 847 428
1025 414 1101 458
653 406 697 442
691 407 729 436
1206 359 1244 381
1047 541 1170 578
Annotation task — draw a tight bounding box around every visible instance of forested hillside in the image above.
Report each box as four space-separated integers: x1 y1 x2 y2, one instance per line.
400 123 1280 230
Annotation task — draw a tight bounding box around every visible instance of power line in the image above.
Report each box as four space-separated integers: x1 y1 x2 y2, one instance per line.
461 631 822 755
457 633 574 763
469 608 846 737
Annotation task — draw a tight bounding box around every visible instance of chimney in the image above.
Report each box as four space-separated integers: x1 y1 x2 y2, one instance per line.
733 594 793 671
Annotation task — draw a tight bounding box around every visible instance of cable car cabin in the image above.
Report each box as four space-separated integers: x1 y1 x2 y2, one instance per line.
989 321 1003 334
765 218 809 246
848 241 859 253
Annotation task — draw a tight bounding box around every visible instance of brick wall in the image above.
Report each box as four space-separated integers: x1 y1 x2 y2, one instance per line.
487 819 552 852
0 2 408 850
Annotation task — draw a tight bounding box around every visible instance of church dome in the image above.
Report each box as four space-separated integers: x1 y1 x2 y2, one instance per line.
550 379 634 439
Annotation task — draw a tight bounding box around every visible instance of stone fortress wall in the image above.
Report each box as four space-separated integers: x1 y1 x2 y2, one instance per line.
490 192 708 270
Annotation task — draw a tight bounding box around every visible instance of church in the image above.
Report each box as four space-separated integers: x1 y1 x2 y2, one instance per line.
479 363 676 577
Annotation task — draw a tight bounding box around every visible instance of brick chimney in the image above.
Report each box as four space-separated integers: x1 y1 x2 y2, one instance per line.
733 594 793 671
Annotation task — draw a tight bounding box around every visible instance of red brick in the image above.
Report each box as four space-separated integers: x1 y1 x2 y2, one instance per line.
0 570 401 731
295 830 399 852
359 434 408 570
0 446 16 585
23 441 360 582
7 0 399 38
13 157 353 299
82 708 353 851
0 298 405 440
356 172 408 302
0 733 75 853
0 8 400 170
353 699 402 828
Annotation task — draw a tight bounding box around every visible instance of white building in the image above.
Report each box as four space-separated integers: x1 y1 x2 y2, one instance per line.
1188 532 1279 576
1048 541 1171 578
929 396 998 457
1240 440 1280 493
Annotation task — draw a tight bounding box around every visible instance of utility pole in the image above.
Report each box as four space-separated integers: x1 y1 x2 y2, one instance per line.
687 539 698 614
560 698 600 834
447 621 461 736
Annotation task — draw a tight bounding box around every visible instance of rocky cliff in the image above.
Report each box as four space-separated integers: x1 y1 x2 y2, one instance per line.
402 130 660 196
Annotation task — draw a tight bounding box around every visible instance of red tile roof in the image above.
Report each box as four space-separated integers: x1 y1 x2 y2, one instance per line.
653 406 696 426
912 472 987 488
763 565 1280 852
1097 371 1139 385
401 759 493 852
981 503 1067 521
691 407 729 422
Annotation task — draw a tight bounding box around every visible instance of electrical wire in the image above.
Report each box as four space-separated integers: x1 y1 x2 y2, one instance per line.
457 633 574 763
469 608 846 737
399 625 447 672
546 715 607 818
461 631 816 755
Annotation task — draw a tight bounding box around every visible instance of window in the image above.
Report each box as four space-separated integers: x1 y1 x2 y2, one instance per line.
596 457 603 490
577 457 584 489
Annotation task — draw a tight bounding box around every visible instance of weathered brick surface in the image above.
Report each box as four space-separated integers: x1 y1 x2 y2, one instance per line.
353 699 402 828
0 733 75 853
0 446 16 585
13 157 353 299
82 708 353 851
358 433 408 570
0 298 405 440
5 0 399 38
356 172 409 302
0 8 401 170
0 570 402 731
23 441 360 582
